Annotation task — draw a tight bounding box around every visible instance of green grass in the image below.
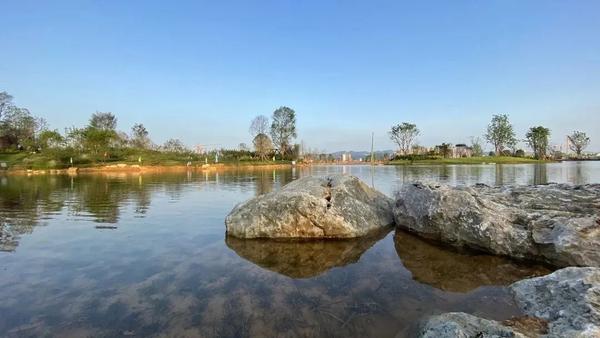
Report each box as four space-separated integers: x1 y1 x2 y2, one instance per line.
387 156 550 165
0 149 292 171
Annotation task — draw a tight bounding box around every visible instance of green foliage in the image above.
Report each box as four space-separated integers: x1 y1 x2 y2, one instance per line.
253 133 273 160
131 123 150 149
485 114 517 156
270 106 297 157
89 112 117 130
38 130 64 149
525 126 550 159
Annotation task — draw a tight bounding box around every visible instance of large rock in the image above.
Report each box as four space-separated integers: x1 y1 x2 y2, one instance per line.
415 267 600 338
510 267 600 337
415 312 527 338
226 175 394 239
393 182 600 267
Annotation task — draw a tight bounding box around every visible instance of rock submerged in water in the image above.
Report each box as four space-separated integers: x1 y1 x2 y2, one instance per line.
225 175 394 239
393 182 600 267
416 267 600 338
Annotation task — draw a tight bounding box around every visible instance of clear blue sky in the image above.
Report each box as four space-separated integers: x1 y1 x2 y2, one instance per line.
1 0 599 152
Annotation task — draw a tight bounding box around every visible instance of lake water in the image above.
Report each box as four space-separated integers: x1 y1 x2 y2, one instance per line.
1 162 598 337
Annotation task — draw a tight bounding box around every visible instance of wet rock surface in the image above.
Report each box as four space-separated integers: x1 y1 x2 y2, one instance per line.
225 228 390 278
393 182 600 267
510 267 600 337
416 267 600 338
415 312 527 338
226 175 394 239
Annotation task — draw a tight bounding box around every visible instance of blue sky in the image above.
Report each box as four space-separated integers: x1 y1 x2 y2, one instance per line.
1 0 599 152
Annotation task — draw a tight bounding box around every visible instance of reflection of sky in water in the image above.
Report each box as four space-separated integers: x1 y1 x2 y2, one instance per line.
0 162 595 337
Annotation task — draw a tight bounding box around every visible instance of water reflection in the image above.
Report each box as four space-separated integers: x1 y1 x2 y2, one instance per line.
1 163 597 337
394 230 550 292
226 228 391 278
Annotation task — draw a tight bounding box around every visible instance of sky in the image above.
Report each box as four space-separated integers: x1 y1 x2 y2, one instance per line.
1 0 599 153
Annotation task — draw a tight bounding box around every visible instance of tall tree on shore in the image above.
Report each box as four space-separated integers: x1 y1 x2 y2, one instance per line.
270 106 296 157
389 122 419 155
253 133 273 160
89 112 117 131
525 126 551 160
249 115 269 137
485 114 516 156
131 123 150 149
0 91 14 119
568 131 590 157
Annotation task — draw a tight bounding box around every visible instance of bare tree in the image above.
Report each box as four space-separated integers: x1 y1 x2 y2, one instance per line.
131 123 151 149
249 115 269 137
568 131 590 157
389 122 419 155
0 91 14 119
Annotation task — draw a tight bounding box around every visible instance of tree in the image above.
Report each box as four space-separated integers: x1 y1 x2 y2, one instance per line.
485 114 516 156
568 131 590 157
38 130 64 149
249 115 269 137
470 136 484 157
83 127 117 153
89 112 117 131
525 126 551 160
0 106 44 149
270 106 297 157
131 123 150 149
438 143 452 158
0 91 14 119
253 133 273 160
389 122 419 155
162 138 187 153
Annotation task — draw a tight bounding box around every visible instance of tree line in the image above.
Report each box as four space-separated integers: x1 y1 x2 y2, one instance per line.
388 114 591 160
0 90 303 167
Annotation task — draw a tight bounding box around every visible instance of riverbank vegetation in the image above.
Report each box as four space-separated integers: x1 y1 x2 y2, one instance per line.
0 91 300 170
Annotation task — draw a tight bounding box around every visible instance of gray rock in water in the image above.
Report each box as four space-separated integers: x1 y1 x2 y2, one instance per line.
414 267 600 338
510 267 600 337
225 175 394 239
415 312 526 338
393 182 600 267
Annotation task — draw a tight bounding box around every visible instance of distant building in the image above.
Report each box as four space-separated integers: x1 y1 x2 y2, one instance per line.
341 152 352 162
453 144 473 158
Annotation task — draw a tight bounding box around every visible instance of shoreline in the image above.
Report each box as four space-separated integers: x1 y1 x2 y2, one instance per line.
0 158 572 176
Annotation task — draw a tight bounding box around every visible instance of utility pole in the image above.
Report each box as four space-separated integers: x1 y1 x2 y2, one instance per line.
371 132 375 165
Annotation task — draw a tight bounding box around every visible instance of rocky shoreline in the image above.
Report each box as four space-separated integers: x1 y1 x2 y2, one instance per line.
224 174 600 337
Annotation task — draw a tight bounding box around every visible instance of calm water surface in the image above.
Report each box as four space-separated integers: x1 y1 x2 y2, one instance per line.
1 162 598 337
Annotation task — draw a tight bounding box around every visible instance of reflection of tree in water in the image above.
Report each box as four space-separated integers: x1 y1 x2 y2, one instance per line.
533 164 547 185
393 230 550 292
0 175 65 252
0 173 194 251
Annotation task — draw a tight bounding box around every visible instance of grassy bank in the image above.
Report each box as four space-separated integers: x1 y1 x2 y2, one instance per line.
0 150 291 171
387 156 551 165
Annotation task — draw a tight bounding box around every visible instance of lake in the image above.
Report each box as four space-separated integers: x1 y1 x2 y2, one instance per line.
1 162 598 337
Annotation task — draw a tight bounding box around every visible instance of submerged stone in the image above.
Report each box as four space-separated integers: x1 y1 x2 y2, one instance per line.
393 182 600 267
225 175 394 239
